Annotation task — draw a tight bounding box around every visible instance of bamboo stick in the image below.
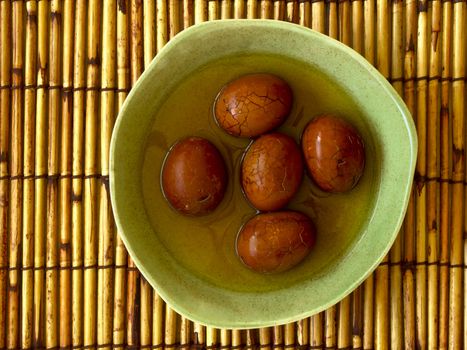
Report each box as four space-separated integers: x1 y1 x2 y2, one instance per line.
195 0 207 22
284 321 294 347
72 0 86 347
184 0 194 27
83 0 101 348
127 0 144 347
180 317 190 347
298 0 309 27
297 318 308 347
0 1 10 348
339 0 351 46
152 290 164 347
206 326 219 348
273 0 285 21
338 296 351 349
364 0 375 65
157 0 168 51
232 329 242 348
234 0 245 19
273 326 283 350
98 1 116 349
260 0 273 19
310 312 323 348
220 0 232 19
311 1 325 34
325 306 336 348
208 0 219 19
8 2 24 348
328 1 337 39
169 0 181 38
22 1 37 348
352 0 363 54
165 306 177 346
193 322 205 345
351 288 363 348
427 2 441 350
247 0 257 18
144 0 156 64
415 2 429 348
286 0 298 23
246 329 257 348
439 3 452 349
259 327 271 350
45 1 62 348
59 0 74 348
449 4 465 350
403 1 417 349
220 328 231 348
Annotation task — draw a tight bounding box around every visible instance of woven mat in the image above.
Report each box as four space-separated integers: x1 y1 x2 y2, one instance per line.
0 1 465 349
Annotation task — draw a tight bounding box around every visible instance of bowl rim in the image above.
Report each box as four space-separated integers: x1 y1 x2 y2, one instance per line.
110 19 418 329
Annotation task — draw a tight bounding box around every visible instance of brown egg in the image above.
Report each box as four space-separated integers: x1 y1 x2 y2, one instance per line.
237 211 316 273
301 114 365 193
214 73 293 138
241 133 303 211
161 137 227 216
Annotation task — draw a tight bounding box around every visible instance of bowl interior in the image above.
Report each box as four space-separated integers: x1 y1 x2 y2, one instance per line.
110 20 417 329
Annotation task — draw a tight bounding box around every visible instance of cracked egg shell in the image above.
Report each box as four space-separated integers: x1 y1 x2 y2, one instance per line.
236 211 316 273
161 137 227 216
302 114 365 193
241 132 303 211
214 73 293 138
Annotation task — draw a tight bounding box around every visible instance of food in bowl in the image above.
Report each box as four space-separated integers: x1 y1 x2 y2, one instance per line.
161 136 227 216
241 132 303 211
236 211 316 273
302 114 365 193
214 73 293 137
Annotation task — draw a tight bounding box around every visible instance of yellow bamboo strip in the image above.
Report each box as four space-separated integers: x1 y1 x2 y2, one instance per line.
259 327 271 349
59 0 74 347
449 5 465 350
165 306 177 346
0 1 11 348
247 0 257 18
338 296 351 349
208 0 219 19
339 0 351 46
328 2 337 39
351 288 362 348
195 0 208 22
439 3 452 349
220 329 231 348
21 1 37 348
98 1 116 349
311 2 325 34
273 0 285 21
273 326 283 350
221 0 232 19
402 1 417 349
231 330 241 348
298 0 310 27
260 0 273 19
364 0 375 65
127 0 143 347
72 0 86 346
310 313 323 348
426 3 441 350
325 306 336 348
152 290 164 347
84 0 101 347
169 0 181 37
246 329 257 348
415 2 429 348
157 0 169 51
352 0 363 54
362 275 374 349
193 322 206 345
180 317 191 346
184 0 194 27
114 2 129 344
47 0 62 341
284 322 294 347
139 279 152 346
206 326 219 348
144 0 156 65
286 0 298 23
234 0 245 18
8 2 23 348
297 318 308 347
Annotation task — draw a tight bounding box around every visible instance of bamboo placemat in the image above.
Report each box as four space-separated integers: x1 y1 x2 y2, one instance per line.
0 1 465 349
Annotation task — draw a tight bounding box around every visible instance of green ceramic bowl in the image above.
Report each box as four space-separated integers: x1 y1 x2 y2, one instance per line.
110 20 417 329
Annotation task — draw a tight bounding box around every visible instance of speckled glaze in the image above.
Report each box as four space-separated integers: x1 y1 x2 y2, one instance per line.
109 20 417 329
